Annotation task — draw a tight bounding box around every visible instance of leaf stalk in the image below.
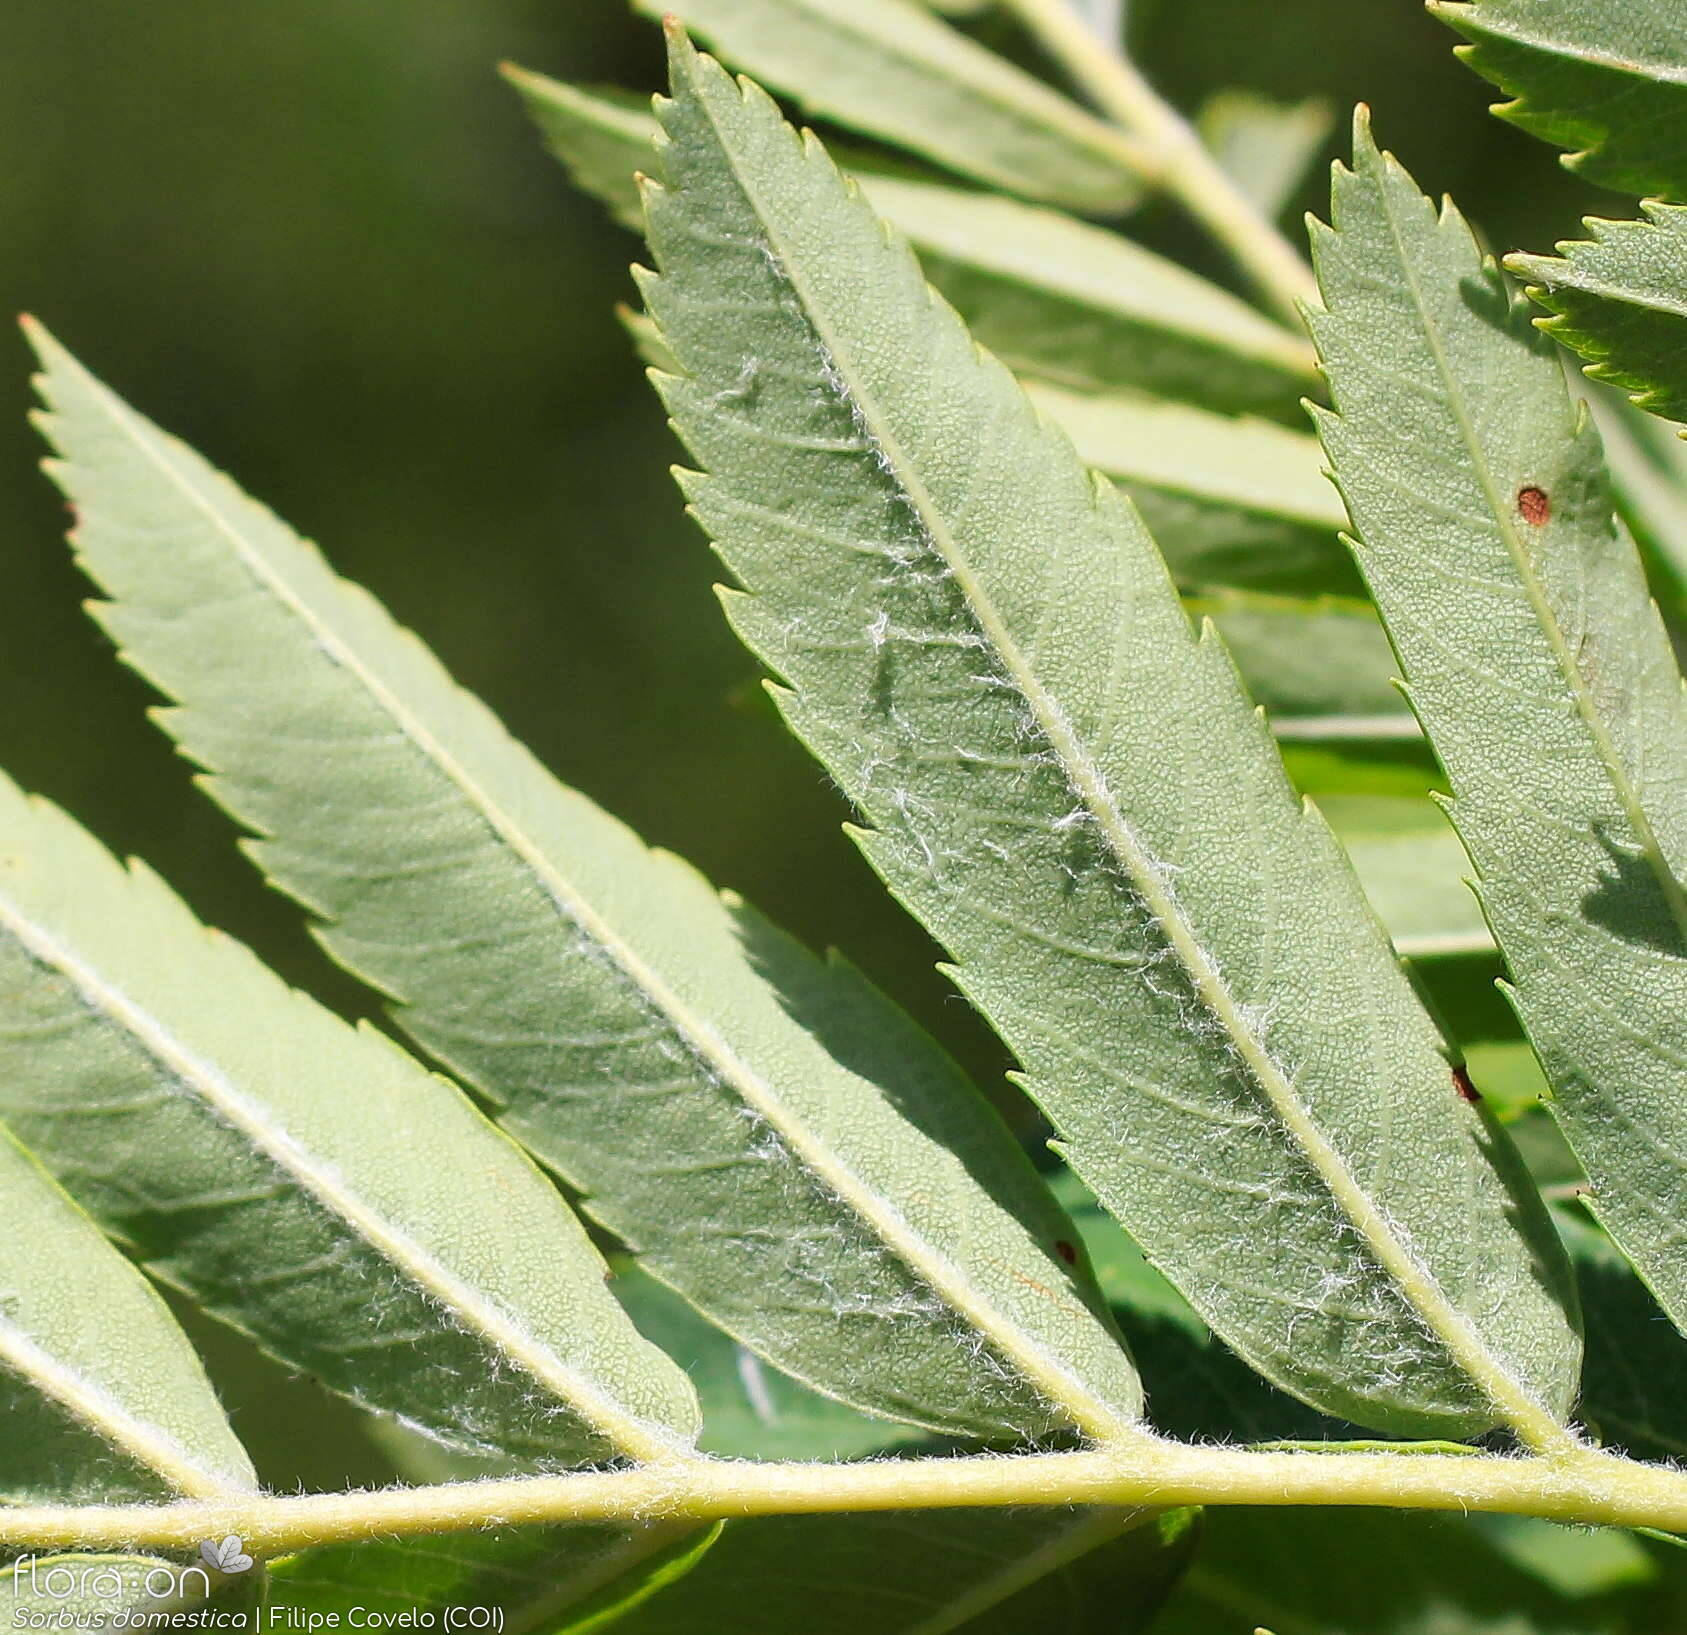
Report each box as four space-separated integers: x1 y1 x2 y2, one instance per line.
999 0 1319 322
6 1442 1687 1556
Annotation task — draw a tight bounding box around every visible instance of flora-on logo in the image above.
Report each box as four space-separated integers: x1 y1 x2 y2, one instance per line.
198 1538 254 1576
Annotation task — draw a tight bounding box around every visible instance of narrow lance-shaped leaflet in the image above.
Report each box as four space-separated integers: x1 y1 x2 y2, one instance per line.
640 35 1580 1443
1308 115 1687 1341
0 1127 256 1506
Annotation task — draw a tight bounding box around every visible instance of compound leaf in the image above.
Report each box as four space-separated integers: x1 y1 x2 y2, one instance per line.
26 324 1142 1449
639 36 1580 1442
1309 115 1687 1342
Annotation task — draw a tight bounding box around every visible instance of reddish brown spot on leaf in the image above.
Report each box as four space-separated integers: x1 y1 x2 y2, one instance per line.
1054 1239 1078 1266
1453 1065 1482 1104
1517 485 1551 526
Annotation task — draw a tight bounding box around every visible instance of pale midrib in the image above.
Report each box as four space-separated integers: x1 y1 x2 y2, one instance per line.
0 883 677 1468
1376 185 1687 954
71 363 1133 1449
0 1321 240 1502
1391 928 1495 959
707 93 1574 1456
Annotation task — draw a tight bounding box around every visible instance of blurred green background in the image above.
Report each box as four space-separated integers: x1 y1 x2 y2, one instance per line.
0 0 1609 1487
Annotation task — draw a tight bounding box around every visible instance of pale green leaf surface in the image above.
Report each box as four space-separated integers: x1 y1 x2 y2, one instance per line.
1433 0 1687 202
1022 385 1359 594
0 769 697 1469
510 71 1315 415
1192 592 1418 741
1197 90 1334 224
642 39 1579 1440
608 1507 1197 1635
631 0 1147 213
1510 204 1687 424
0 1130 255 1505
27 326 1142 1449
1309 117 1687 1339
851 178 1315 415
1049 1169 1359 1447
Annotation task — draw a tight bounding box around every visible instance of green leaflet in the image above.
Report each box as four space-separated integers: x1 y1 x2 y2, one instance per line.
1309 116 1687 1346
1511 205 1687 425
269 1526 719 1635
1026 386 1358 594
0 1130 255 1505
607 1507 1198 1635
1196 90 1334 224
621 302 1346 600
1192 593 1417 741
1433 0 1687 203
1049 1169 1358 1447
641 38 1579 1441
823 181 1313 417
631 0 1146 214
0 769 697 1469
27 329 1143 1448
509 71 1315 415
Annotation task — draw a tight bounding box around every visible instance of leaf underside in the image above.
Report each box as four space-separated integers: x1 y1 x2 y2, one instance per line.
631 0 1146 213
509 68 1315 417
0 1129 254 1505
640 37 1579 1441
1309 115 1687 1341
26 322 1143 1450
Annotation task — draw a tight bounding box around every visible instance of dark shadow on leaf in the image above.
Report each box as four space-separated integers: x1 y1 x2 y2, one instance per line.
1580 824 1687 957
